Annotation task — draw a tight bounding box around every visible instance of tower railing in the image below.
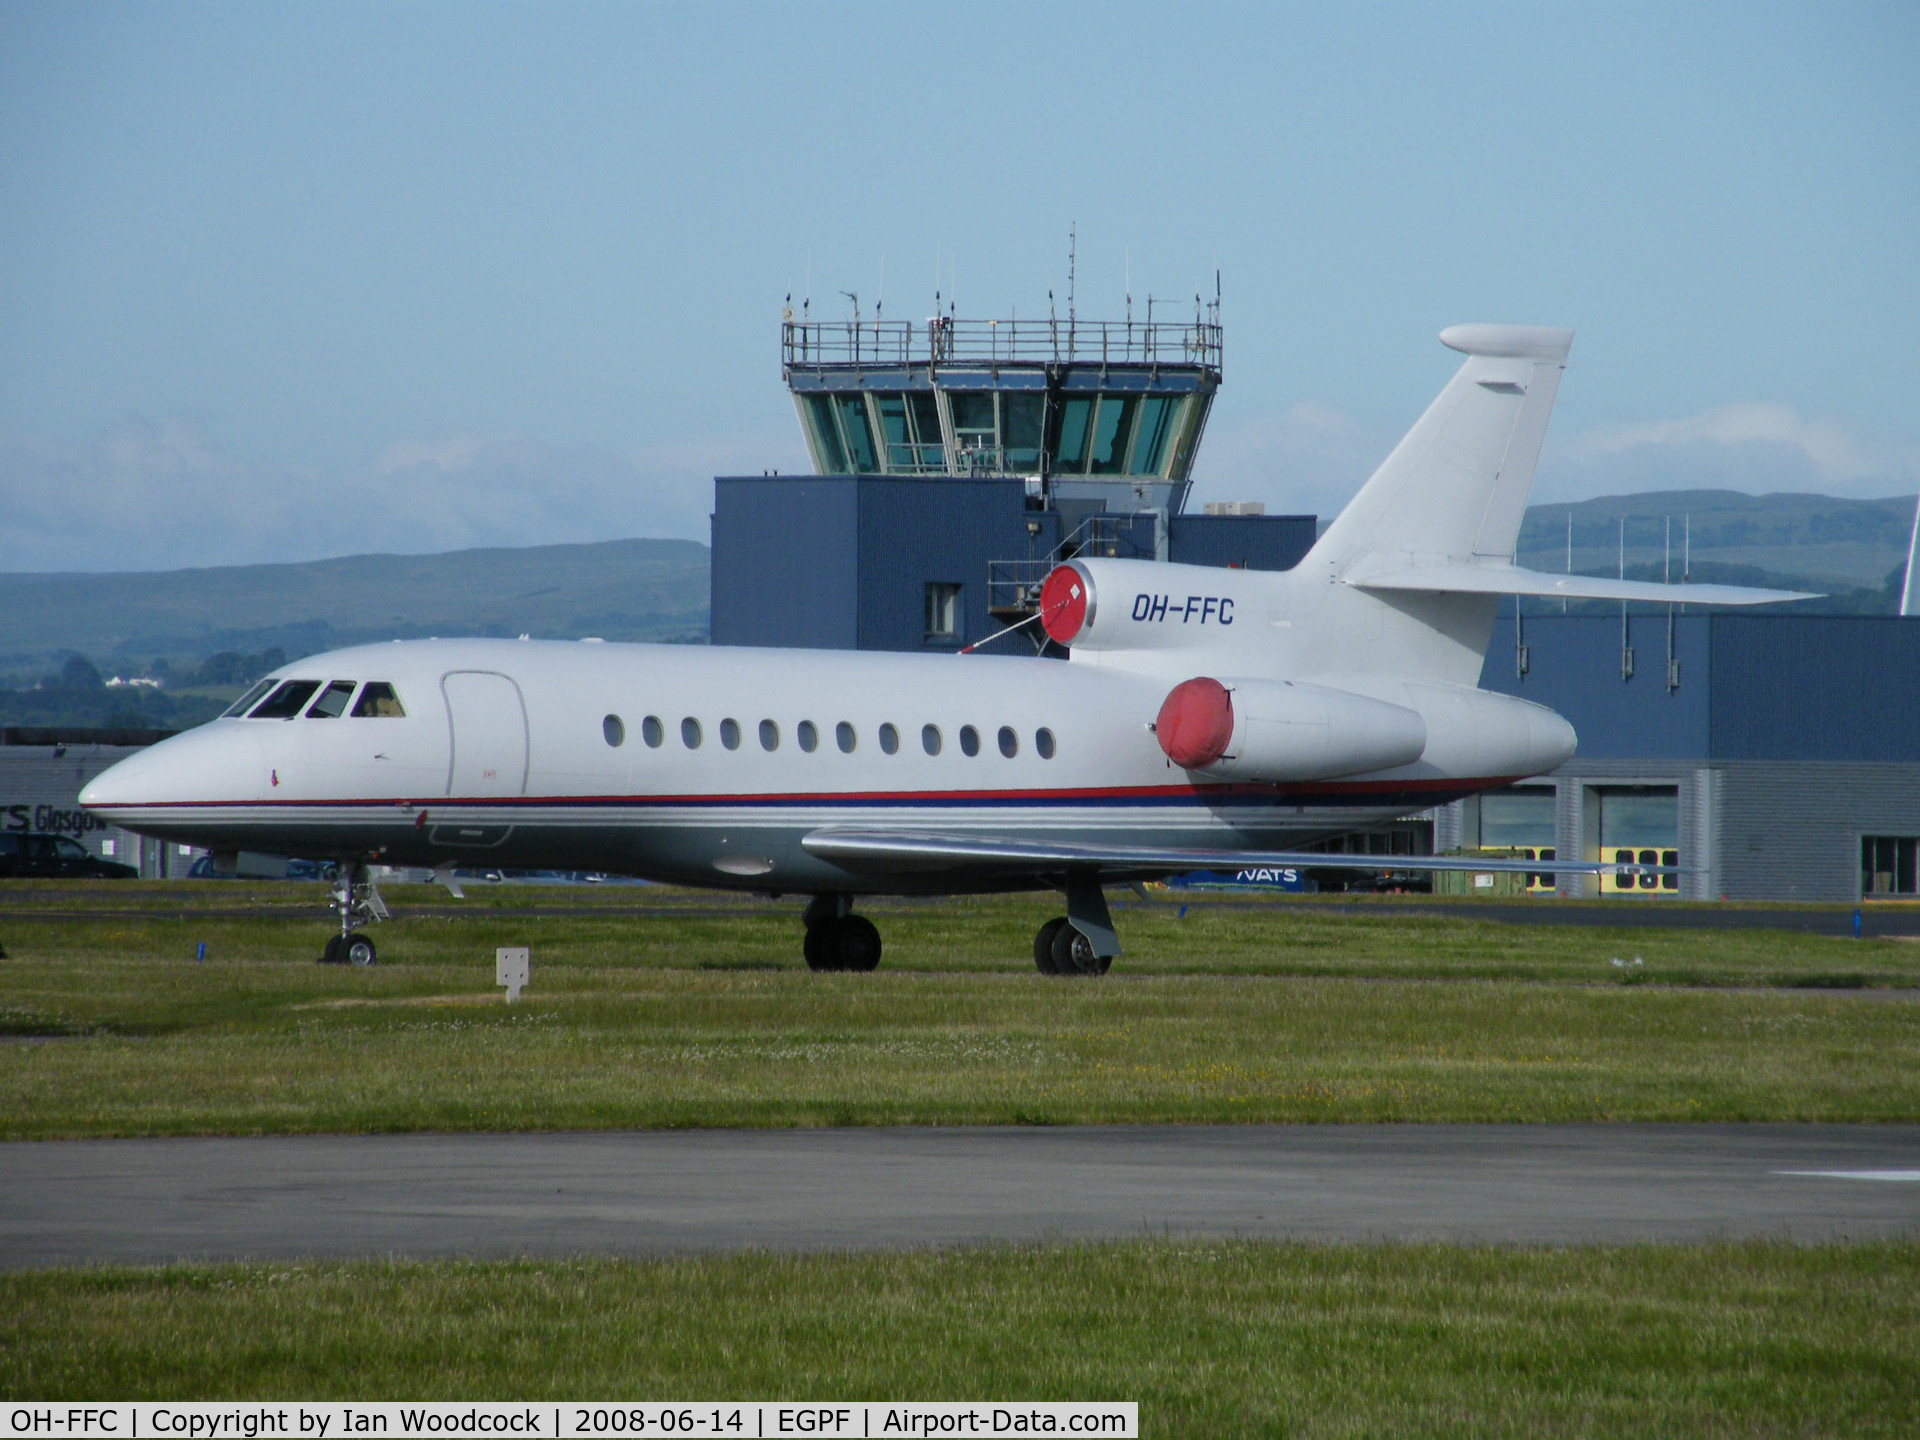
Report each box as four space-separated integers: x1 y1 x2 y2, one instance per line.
783 317 1222 373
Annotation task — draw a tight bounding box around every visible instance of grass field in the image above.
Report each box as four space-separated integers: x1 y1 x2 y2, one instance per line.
4 882 1919 1136
6 1241 1918 1436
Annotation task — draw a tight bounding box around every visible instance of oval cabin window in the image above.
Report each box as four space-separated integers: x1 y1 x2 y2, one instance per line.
642 715 664 748
998 726 1018 758
720 718 741 750
922 724 942 756
836 721 857 753
798 721 818 753
681 717 703 749
603 714 625 747
879 723 899 755
959 725 980 757
1036 727 1056 759
759 719 780 751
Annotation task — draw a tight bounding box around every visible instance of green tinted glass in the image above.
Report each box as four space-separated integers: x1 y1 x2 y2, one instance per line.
1089 395 1138 475
1049 397 1093 471
807 395 846 472
1002 394 1045 470
835 394 879 472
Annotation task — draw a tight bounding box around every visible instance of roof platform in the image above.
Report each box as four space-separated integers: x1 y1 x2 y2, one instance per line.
781 313 1222 517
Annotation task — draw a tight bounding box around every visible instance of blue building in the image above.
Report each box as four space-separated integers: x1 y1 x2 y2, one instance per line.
1441 608 1920 901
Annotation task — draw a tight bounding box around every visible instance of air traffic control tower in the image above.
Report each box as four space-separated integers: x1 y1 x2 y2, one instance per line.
710 296 1316 653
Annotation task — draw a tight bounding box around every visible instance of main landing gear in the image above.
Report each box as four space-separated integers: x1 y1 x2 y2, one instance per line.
1033 871 1122 977
802 894 882 972
320 861 388 966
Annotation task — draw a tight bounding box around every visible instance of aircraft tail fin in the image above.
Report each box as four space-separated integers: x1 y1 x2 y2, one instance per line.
1310 324 1573 576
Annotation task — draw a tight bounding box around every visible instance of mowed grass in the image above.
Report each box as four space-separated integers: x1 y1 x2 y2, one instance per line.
6 1242 1919 1436
4 884 1920 1136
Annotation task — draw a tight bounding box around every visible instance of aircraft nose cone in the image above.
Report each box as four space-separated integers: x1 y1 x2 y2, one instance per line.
80 726 263 813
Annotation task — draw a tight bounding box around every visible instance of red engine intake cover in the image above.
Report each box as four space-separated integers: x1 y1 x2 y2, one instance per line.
1038 564 1091 644
1156 677 1235 769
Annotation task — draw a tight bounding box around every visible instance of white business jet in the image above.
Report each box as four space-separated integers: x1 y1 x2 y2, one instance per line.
81 325 1806 972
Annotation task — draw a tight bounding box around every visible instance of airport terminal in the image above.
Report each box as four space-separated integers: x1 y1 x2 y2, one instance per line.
8 306 1919 902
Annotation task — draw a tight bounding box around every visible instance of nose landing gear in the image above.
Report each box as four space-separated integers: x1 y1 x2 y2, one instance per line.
320 862 388 966
802 894 882 972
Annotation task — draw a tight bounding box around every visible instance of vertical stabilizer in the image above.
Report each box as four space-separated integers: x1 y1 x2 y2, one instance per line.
1312 324 1573 575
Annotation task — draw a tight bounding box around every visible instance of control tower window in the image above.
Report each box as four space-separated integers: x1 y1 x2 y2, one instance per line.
949 392 996 463
1129 395 1180 476
925 583 960 639
1089 395 1139 475
910 392 942 467
803 395 847 473
1048 397 1093 472
1002 394 1045 471
834 394 879 472
876 394 912 470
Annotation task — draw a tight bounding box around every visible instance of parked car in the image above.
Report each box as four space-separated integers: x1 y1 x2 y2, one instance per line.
187 854 338 881
0 833 137 879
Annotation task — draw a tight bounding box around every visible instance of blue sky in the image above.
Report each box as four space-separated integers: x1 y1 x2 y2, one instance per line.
2 1 1915 570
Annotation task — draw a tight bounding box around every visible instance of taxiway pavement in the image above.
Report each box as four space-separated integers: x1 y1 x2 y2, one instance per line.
5 1125 1918 1269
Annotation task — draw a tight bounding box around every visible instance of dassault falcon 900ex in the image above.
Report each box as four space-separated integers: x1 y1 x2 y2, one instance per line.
81 325 1808 973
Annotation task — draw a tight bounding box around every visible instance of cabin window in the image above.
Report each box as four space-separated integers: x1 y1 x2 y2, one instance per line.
922 724 942 756
1036 727 1056 759
798 720 819 753
836 721 857 753
252 680 322 719
759 719 780 751
642 715 664 748
959 725 980 757
879 723 899 755
306 681 356 719
998 726 1019 758
351 682 405 717
681 717 703 749
223 678 278 717
603 714 625 747
720 718 741 750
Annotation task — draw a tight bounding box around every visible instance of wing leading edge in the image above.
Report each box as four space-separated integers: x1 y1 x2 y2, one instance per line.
800 828 1684 878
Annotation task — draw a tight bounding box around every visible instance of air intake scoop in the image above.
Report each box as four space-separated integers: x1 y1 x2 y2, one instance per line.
1155 677 1235 769
1039 563 1093 644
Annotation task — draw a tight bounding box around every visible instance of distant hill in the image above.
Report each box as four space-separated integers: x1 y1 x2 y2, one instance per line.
0 537 711 674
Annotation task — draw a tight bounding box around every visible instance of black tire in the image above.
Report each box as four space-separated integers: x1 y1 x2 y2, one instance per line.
1034 917 1068 974
319 935 344 965
1050 921 1109 977
833 915 882 972
803 924 836 972
343 932 377 967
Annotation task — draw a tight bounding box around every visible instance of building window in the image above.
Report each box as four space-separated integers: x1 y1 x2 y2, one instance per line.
1595 786 1679 895
926 583 961 640
1863 837 1919 896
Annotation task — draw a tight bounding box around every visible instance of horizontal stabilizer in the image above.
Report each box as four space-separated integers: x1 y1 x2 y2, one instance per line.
1346 563 1815 607
802 828 1691 878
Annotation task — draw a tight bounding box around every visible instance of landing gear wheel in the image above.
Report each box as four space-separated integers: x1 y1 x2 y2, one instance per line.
803 924 834 972
1034 917 1068 975
1050 921 1110 977
833 915 882 972
320 935 345 965
343 932 377 967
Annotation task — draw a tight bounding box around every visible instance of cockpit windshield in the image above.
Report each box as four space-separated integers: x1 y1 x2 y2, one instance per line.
223 678 278 718
249 680 323 719
351 682 405 717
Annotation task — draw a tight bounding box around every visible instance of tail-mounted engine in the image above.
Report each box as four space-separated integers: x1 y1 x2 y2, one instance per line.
1154 675 1428 782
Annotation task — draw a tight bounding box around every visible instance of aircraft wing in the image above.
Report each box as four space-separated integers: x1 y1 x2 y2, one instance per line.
1346 562 1815 607
800 828 1672 877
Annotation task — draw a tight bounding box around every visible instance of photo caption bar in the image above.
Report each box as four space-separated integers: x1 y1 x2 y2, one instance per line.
4 1405 1137 1439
